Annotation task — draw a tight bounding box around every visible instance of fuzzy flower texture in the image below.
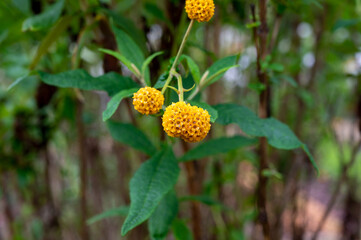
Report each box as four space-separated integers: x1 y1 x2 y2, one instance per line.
185 0 215 22
133 87 164 115
162 102 211 143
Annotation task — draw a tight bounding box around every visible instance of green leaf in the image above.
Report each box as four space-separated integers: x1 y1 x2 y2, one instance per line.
183 55 201 84
99 48 140 78
262 118 303 149
121 147 180 236
148 190 178 240
261 55 271 72
262 169 283 180
102 88 139 121
7 72 37 91
29 15 73 69
142 51 164 86
205 65 239 87
214 104 299 149
207 55 238 78
203 55 238 87
246 21 261 29
180 136 257 162
112 24 145 71
12 0 31 14
22 0 64 31
332 19 360 31
214 104 318 172
301 144 319 174
280 75 298 87
248 82 266 93
268 63 284 72
87 206 129 225
179 195 222 206
172 219 194 240
107 121 157 156
153 72 168 89
39 69 138 97
105 10 147 54
188 101 218 123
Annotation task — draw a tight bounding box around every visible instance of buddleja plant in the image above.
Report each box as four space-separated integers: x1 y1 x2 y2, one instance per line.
15 0 317 239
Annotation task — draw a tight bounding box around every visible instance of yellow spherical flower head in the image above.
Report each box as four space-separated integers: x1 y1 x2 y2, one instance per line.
185 0 215 22
133 87 164 115
162 102 211 142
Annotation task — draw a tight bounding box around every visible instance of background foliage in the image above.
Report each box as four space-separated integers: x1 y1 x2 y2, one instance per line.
0 0 361 239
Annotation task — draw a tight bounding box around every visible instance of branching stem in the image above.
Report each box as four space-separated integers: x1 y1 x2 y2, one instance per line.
171 70 184 102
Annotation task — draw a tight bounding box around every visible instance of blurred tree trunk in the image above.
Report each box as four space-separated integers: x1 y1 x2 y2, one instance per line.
88 138 111 240
36 82 61 240
76 99 89 240
182 141 203 240
341 180 361 240
1 173 15 240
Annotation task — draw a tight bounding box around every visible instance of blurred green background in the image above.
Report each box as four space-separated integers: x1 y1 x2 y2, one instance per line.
0 0 361 239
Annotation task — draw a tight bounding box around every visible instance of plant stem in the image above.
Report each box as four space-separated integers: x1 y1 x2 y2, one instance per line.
253 1 271 239
161 20 194 94
172 70 184 102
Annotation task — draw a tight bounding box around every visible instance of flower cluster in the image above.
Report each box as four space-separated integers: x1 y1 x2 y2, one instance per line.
133 87 164 115
131 2 215 143
162 102 211 142
185 0 215 22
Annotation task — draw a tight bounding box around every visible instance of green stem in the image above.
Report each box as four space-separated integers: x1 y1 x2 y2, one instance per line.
161 20 194 94
172 70 184 102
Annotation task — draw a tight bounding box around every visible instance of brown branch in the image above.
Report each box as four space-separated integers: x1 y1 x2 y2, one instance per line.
311 140 361 240
251 1 271 239
250 4 260 74
181 141 202 240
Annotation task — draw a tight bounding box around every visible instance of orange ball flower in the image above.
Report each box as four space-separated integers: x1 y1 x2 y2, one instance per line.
185 0 215 22
133 87 164 115
162 102 211 142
